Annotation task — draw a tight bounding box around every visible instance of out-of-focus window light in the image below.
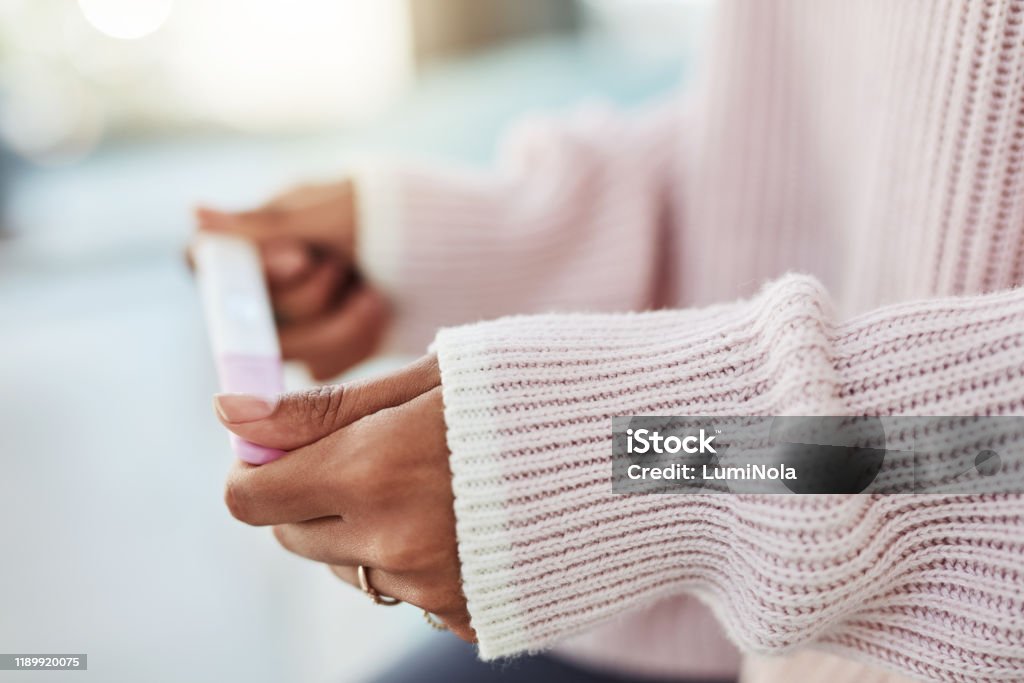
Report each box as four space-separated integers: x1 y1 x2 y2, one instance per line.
0 57 104 164
0 0 413 164
166 0 412 131
77 0 173 40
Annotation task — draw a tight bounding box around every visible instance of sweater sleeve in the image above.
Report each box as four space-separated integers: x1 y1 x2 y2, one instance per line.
353 100 681 353
435 273 1024 682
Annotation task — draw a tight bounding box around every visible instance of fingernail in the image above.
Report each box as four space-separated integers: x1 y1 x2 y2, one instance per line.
214 393 279 423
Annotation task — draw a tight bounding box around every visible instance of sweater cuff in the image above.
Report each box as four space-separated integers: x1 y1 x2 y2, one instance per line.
351 162 521 354
433 275 836 659
434 316 741 659
353 164 404 299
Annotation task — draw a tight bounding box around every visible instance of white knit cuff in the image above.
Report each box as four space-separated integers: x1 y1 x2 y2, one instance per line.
431 279 828 659
434 324 532 658
352 163 404 298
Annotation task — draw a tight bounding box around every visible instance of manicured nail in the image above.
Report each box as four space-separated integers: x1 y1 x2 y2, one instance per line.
214 393 279 423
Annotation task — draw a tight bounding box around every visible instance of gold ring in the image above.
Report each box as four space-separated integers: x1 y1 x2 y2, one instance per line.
422 610 448 631
357 565 401 606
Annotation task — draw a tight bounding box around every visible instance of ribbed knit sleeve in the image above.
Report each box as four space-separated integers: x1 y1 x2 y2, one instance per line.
435 273 1024 682
353 101 681 353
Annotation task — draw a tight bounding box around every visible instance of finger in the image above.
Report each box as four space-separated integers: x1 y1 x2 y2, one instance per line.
328 565 476 641
195 190 351 249
442 612 477 644
196 206 294 241
279 286 390 380
213 352 440 451
328 565 416 607
272 517 372 566
271 258 346 323
222 453 340 526
265 182 347 210
262 239 316 287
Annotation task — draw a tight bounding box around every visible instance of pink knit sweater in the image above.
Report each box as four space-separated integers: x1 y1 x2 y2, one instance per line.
356 1 1024 681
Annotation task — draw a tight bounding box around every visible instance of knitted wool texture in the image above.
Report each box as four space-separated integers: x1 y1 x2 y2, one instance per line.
356 1 1024 680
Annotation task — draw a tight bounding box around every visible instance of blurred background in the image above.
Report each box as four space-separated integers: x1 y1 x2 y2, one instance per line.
0 1 708 681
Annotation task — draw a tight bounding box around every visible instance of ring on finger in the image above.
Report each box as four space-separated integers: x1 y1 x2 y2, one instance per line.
357 565 401 606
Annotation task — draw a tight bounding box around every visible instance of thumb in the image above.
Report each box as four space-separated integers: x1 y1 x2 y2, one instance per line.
213 355 440 451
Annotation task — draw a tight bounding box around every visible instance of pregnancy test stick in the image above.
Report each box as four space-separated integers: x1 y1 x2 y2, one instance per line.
194 233 286 465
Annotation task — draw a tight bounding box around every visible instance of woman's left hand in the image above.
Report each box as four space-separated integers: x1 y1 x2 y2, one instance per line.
212 355 474 641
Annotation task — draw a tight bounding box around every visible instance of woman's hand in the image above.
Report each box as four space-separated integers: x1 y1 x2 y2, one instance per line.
212 355 474 641
195 181 390 380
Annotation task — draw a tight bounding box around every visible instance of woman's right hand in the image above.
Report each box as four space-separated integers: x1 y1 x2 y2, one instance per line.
195 180 390 380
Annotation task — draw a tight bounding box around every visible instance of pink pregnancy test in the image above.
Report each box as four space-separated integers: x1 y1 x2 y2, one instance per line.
194 233 286 465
